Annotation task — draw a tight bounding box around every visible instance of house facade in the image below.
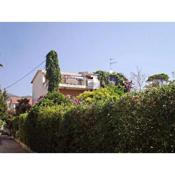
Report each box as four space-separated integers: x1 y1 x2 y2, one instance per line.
31 70 100 104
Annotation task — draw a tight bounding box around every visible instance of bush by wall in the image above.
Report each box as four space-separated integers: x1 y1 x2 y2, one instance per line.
11 84 175 153
36 91 71 107
77 85 124 105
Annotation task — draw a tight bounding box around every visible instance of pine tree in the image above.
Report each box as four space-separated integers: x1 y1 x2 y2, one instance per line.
147 73 169 87
46 50 61 92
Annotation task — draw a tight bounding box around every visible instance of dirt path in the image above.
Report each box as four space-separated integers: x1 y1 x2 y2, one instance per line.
0 135 29 153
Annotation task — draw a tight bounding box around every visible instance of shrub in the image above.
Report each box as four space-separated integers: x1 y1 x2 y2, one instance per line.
11 84 175 153
11 114 28 142
0 119 4 128
23 105 72 152
111 85 175 152
77 85 124 105
36 91 71 108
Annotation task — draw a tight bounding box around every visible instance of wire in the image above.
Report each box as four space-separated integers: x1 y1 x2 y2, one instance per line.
5 60 45 89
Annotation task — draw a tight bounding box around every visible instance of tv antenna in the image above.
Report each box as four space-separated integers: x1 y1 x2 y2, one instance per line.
109 58 117 73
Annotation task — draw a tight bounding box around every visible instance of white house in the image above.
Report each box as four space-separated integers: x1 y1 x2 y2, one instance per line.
31 70 100 104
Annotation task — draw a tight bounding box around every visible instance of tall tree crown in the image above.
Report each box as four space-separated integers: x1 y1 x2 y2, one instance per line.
0 89 7 119
147 73 169 82
46 50 61 92
94 70 131 92
146 73 169 87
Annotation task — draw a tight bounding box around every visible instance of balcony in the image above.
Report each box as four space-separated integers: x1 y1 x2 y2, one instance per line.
60 74 89 90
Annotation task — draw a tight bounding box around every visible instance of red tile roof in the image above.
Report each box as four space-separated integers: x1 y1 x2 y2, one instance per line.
8 96 32 105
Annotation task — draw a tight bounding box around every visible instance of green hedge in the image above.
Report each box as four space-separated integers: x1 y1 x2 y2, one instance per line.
12 84 175 153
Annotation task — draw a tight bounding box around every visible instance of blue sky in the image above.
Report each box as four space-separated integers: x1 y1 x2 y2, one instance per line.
0 22 175 96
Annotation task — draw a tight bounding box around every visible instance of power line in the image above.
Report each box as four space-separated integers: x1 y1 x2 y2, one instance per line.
5 60 45 90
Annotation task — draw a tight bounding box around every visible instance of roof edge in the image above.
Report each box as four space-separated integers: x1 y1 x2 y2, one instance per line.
31 70 45 84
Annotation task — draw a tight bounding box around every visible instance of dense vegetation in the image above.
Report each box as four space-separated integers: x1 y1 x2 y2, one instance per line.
11 84 175 153
0 89 7 120
4 49 175 153
46 50 61 92
146 73 169 87
15 98 31 116
77 85 124 105
94 70 132 92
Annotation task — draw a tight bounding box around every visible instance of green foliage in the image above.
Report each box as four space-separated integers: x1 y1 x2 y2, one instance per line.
113 85 175 152
77 86 124 105
110 72 127 82
16 98 31 116
12 84 175 153
0 89 7 119
0 119 5 128
0 119 3 127
94 70 109 87
46 50 61 92
94 70 131 92
147 73 169 87
36 91 71 108
147 73 169 82
14 106 71 152
94 70 127 87
11 114 28 142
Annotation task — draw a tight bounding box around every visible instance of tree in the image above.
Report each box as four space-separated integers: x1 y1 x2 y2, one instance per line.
94 70 128 87
0 89 7 119
15 98 31 116
94 70 109 87
109 72 127 84
94 70 132 92
146 73 169 87
130 67 147 92
46 50 61 92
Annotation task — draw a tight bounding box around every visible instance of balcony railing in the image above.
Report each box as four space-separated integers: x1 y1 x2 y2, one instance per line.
61 75 87 86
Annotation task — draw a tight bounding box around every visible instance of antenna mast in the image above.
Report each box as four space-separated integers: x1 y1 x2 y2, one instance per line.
109 58 117 73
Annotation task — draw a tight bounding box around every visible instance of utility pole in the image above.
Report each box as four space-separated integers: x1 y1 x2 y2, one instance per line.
109 58 117 73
